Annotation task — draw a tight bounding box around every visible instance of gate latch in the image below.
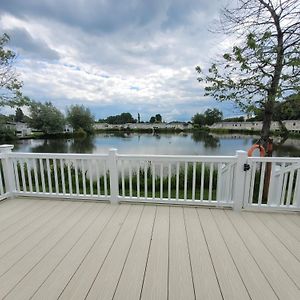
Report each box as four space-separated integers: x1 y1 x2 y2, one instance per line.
243 163 250 171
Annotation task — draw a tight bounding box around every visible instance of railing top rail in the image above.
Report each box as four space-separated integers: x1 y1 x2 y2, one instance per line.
8 152 109 159
249 156 300 163
5 151 300 163
117 154 236 162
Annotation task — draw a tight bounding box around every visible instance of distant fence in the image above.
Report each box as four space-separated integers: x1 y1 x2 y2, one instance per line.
0 145 299 211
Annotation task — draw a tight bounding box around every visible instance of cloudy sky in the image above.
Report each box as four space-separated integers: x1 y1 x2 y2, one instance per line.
0 0 241 121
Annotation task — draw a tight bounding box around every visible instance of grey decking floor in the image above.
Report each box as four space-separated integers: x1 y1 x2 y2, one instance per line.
0 198 299 300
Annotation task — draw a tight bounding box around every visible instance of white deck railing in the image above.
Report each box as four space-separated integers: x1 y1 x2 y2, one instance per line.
0 145 299 211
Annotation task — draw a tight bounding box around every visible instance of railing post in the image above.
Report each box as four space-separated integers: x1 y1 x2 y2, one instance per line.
233 150 248 211
0 144 16 198
108 148 119 204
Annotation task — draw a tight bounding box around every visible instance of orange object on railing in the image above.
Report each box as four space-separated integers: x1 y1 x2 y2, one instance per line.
247 144 266 157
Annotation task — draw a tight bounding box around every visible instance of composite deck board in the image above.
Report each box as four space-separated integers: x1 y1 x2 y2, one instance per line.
168 206 195 300
0 202 89 299
0 199 37 230
271 213 300 242
0 198 299 300
86 205 143 300
31 204 116 300
140 206 169 300
0 201 70 258
197 208 250 300
256 213 300 260
4 203 108 300
58 204 131 300
183 208 222 300
226 210 300 300
0 199 35 222
288 214 300 227
113 206 156 300
211 209 277 300
0 200 59 244
242 212 300 289
0 201 79 274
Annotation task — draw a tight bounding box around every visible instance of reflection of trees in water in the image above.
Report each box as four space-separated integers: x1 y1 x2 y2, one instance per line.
70 137 95 153
31 139 70 153
191 132 220 148
30 137 96 153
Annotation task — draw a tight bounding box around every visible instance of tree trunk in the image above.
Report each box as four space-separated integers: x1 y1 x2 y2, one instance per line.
261 103 273 202
260 105 273 154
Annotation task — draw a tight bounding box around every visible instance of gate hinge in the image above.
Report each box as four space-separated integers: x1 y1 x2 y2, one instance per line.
243 163 250 171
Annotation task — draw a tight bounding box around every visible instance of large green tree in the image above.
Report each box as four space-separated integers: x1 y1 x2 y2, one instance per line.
15 107 24 122
192 108 223 127
29 102 65 134
67 105 94 133
0 33 28 107
192 113 206 127
204 108 223 126
105 112 135 124
196 0 300 153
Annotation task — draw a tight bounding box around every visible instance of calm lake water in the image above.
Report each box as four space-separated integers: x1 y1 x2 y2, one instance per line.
11 132 300 157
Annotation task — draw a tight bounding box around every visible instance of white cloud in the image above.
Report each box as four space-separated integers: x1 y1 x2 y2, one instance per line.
0 0 237 120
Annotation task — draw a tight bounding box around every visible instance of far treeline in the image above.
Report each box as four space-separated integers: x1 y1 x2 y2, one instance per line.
98 113 162 124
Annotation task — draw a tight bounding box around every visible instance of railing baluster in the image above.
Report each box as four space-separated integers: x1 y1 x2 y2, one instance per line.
160 163 163 201
95 160 100 197
144 162 148 199
88 159 93 196
216 163 222 203
249 161 257 204
184 162 188 201
281 171 288 205
278 162 286 204
13 159 20 192
208 162 213 202
168 163 171 201
20 159 27 192
176 162 179 200
192 162 196 201
0 164 4 195
129 163 133 198
152 163 155 200
286 169 294 207
53 159 59 194
137 161 140 199
33 159 39 193
67 160 72 195
46 158 52 193
200 162 204 202
74 160 80 195
258 162 266 206
293 169 300 207
103 161 108 197
60 159 66 195
121 160 125 197
26 159 33 193
82 160 87 196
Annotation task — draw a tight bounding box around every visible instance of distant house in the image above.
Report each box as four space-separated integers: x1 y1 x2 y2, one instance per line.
63 124 74 133
210 120 300 133
93 122 193 131
5 122 32 137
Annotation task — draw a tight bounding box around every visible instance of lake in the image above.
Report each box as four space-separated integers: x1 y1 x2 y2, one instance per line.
11 132 300 157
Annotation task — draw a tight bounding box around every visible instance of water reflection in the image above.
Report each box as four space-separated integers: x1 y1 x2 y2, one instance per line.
11 132 300 157
191 131 220 148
